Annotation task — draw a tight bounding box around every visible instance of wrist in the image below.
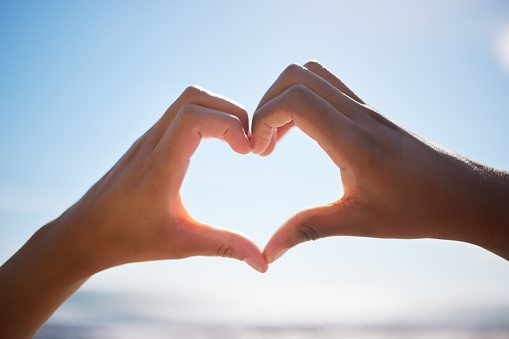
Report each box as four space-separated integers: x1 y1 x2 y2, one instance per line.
469 165 509 259
444 158 509 260
34 218 95 281
422 149 509 261
48 206 108 279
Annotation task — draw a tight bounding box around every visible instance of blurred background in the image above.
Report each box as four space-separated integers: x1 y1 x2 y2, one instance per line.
1 0 509 338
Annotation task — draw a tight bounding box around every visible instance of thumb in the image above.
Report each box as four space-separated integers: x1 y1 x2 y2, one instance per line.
178 220 268 273
263 202 359 264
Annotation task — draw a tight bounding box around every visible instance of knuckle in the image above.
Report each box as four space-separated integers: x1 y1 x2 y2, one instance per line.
238 106 249 119
252 109 263 125
220 113 241 132
216 243 234 258
230 115 244 130
293 213 322 244
296 223 321 243
226 112 242 124
252 109 270 130
282 63 306 81
284 83 311 102
179 103 201 123
181 85 206 101
303 59 322 70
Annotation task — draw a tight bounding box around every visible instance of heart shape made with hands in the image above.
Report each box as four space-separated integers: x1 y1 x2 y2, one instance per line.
166 67 356 274
99 60 435 275
101 58 501 277
155 61 367 274
115 80 337 275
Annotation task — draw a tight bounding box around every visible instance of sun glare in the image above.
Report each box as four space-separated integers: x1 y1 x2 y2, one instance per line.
495 23 509 73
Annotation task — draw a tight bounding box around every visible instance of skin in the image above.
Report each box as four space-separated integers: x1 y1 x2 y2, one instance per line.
253 60 509 264
2 61 509 337
0 86 268 338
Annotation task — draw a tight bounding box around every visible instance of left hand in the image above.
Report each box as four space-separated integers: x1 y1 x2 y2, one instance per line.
0 86 268 339
57 85 268 274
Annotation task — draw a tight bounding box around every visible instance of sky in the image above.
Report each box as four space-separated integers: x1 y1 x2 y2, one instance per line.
1 0 509 328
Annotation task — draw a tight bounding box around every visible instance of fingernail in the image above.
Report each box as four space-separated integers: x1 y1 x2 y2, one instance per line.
243 258 264 273
270 248 289 264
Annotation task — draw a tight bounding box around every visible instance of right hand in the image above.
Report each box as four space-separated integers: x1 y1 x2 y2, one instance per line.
252 60 509 263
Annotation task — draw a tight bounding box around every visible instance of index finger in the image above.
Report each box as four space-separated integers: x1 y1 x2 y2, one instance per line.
251 83 361 167
154 103 251 193
152 86 250 146
252 63 366 155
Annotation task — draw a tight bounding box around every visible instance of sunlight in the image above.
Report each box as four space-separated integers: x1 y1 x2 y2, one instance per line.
495 23 509 73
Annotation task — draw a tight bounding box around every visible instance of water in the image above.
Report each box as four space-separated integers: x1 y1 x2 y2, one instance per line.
34 289 509 339
36 321 509 339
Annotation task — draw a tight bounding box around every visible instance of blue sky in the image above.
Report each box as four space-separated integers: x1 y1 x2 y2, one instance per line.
1 0 509 326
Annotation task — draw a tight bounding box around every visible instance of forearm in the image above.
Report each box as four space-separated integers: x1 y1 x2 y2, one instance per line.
0 218 92 338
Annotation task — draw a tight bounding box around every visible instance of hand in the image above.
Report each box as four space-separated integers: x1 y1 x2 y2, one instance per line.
62 85 267 273
252 60 509 263
0 86 267 338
